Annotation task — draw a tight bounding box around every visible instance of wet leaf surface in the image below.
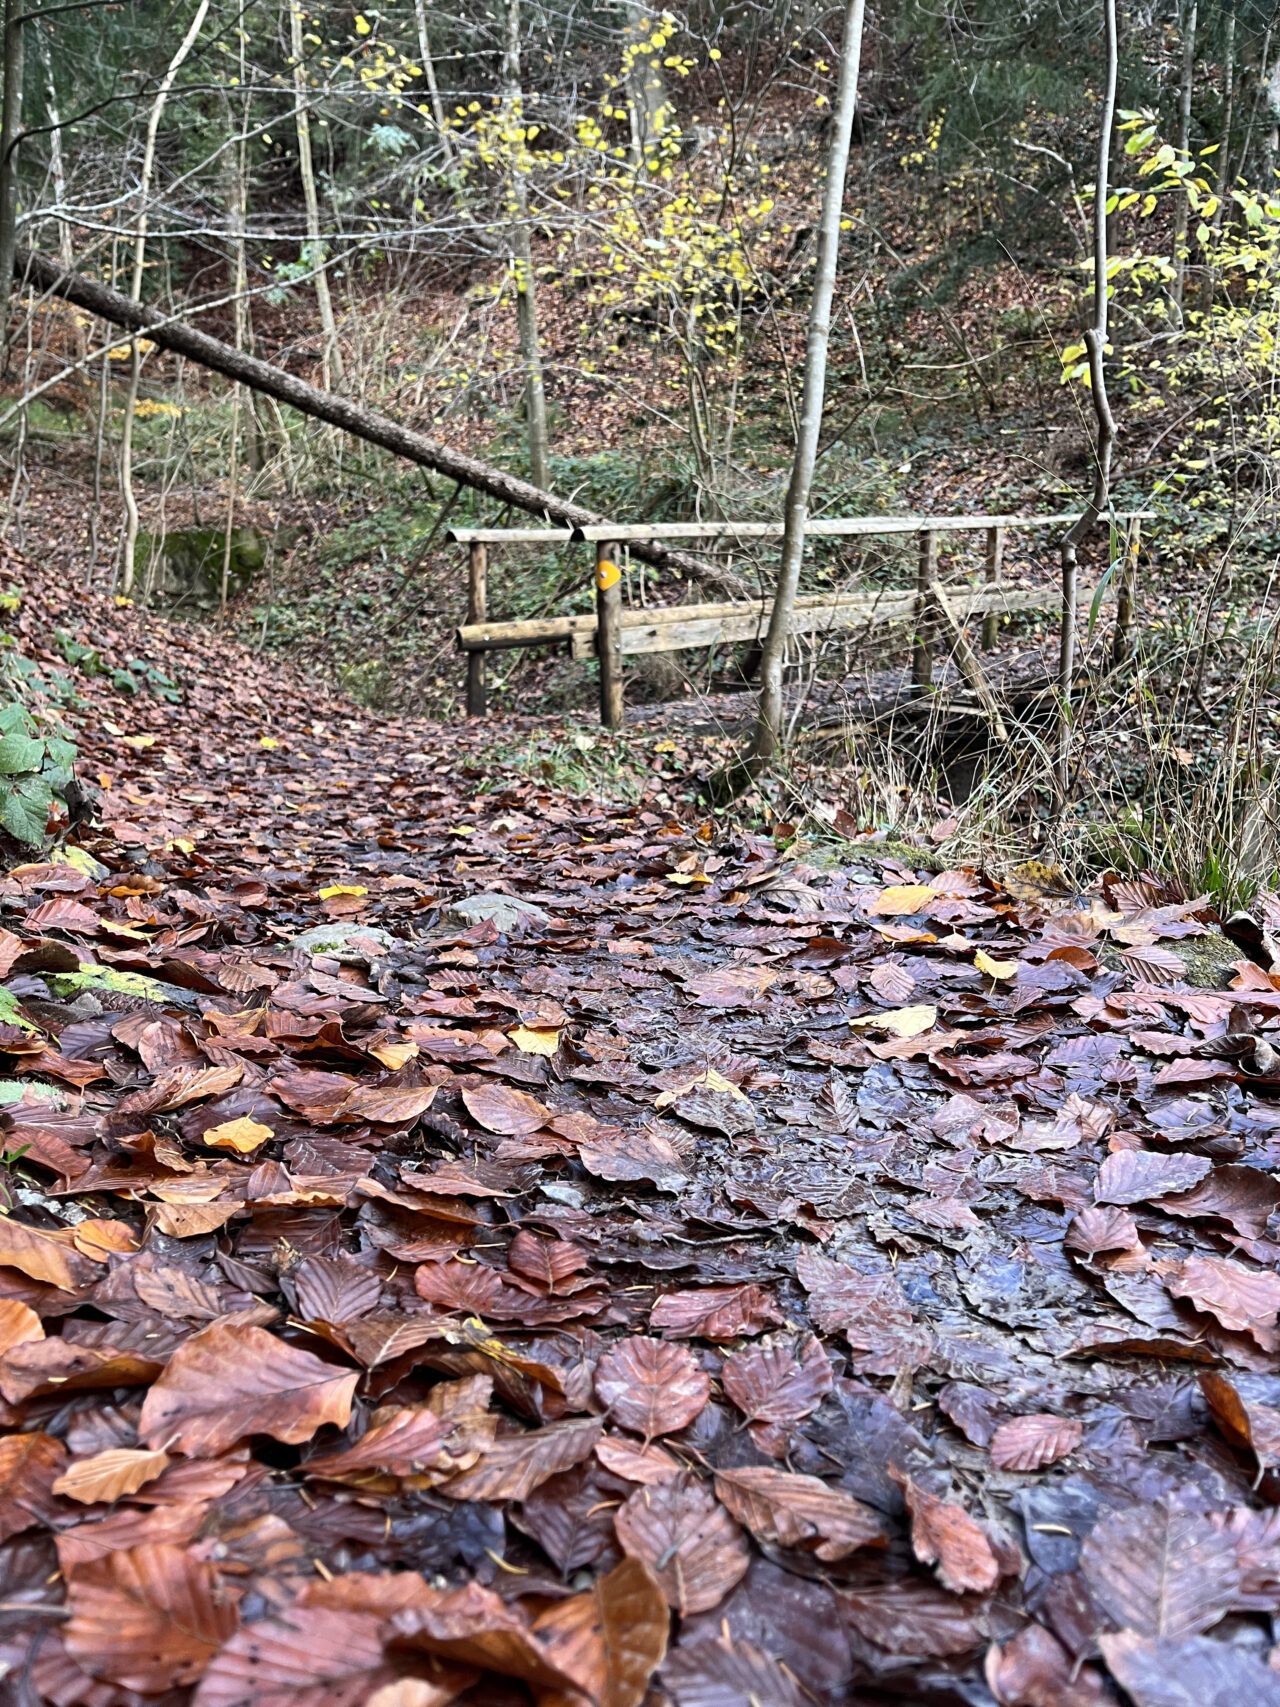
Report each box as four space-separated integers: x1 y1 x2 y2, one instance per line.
0 602 1277 1701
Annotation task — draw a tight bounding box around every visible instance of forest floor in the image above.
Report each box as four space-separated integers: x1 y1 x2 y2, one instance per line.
1 547 1280 1707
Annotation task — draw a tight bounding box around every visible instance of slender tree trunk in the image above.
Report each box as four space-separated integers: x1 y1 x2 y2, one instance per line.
624 2 669 163
290 0 342 389
502 0 550 492
0 0 24 363
1060 0 1119 796
411 0 453 161
1212 5 1236 241
119 0 210 594
750 0 866 765
1171 0 1198 318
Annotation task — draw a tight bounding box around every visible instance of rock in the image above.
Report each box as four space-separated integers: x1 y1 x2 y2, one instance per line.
289 923 394 961
446 893 549 933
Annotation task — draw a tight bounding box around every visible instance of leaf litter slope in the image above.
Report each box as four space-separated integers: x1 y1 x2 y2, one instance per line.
4 562 1280 1703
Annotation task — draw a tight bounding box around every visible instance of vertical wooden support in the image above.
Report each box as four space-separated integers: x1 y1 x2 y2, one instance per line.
596 540 623 729
912 529 937 692
982 524 1004 651
1112 514 1139 667
1058 539 1078 797
466 541 487 717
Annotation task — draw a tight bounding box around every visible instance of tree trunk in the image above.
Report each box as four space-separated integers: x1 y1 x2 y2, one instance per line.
1171 0 1198 318
1060 0 1119 796
290 0 342 389
17 244 750 599
0 0 24 363
412 0 454 161
1212 5 1235 241
750 0 866 765
624 2 669 163
119 0 211 595
502 0 550 492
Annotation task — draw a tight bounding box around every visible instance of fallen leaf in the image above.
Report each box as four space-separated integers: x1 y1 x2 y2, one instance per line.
461 1082 549 1134
898 1475 1000 1594
138 1321 359 1457
988 1414 1083 1472
530 1556 669 1707
508 1025 560 1055
202 1115 274 1154
850 1002 938 1038
65 1543 240 1691
594 1336 710 1437
193 1606 391 1707
683 965 778 1007
54 1447 172 1503
1079 1503 1241 1640
438 1415 603 1501
974 948 1018 980
1099 1629 1280 1707
0 1430 65 1541
713 1466 886 1560
1093 1150 1213 1205
649 1284 781 1340
1163 1254 1280 1344
721 1333 833 1425
870 884 937 916
614 1477 750 1614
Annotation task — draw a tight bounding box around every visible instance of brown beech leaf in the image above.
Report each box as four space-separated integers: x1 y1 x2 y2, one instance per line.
268 1068 359 1121
649 1284 782 1340
1163 1254 1280 1344
1098 1629 1280 1707
193 1606 391 1707
712 1466 886 1561
1093 1150 1212 1205
387 1581 578 1691
840 1579 985 1658
0 1217 96 1291
1065 1205 1141 1255
54 1447 172 1504
0 1297 43 1354
1080 1503 1241 1640
989 1415 1084 1472
613 1477 751 1614
438 1415 603 1502
461 1083 549 1135
1152 1164 1280 1240
683 964 778 1007
0 1335 165 1403
794 1248 930 1372
56 1499 210 1571
530 1556 669 1707
138 1322 359 1457
518 1462 625 1574
594 1337 710 1438
65 1543 240 1692
577 1126 686 1191
898 1475 1000 1593
335 1082 439 1124
1201 1371 1280 1468
721 1333 833 1425
306 1377 495 1487
659 1634 805 1707
508 1230 591 1291
595 1436 683 1486
292 1255 383 1324
0 1429 65 1541
986 1624 1111 1707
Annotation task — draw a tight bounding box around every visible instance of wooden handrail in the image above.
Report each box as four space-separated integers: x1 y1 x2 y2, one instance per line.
447 510 1155 546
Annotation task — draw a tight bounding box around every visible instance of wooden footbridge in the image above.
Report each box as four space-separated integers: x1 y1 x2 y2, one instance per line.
452 511 1151 729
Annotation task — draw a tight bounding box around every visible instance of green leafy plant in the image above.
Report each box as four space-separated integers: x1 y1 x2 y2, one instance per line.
0 704 77 847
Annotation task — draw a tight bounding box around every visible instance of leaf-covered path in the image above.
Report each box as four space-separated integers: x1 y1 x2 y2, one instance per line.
3 557 1280 1707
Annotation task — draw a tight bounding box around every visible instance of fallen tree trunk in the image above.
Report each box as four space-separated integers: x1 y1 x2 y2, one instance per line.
15 246 748 599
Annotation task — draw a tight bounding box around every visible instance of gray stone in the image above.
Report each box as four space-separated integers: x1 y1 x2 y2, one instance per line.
290 922 395 961
447 892 549 933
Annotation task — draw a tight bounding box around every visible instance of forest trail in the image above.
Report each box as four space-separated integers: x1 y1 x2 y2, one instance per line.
1 557 1280 1706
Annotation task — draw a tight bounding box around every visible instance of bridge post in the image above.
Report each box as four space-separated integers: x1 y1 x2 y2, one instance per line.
466 542 488 716
982 525 1004 650
913 529 938 691
596 540 623 729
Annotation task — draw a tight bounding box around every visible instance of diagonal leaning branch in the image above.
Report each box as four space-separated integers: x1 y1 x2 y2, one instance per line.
15 245 750 600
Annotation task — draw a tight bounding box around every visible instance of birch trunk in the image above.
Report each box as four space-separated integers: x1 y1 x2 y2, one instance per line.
750 0 866 764
412 0 453 161
290 0 342 388
502 0 550 492
119 0 210 594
